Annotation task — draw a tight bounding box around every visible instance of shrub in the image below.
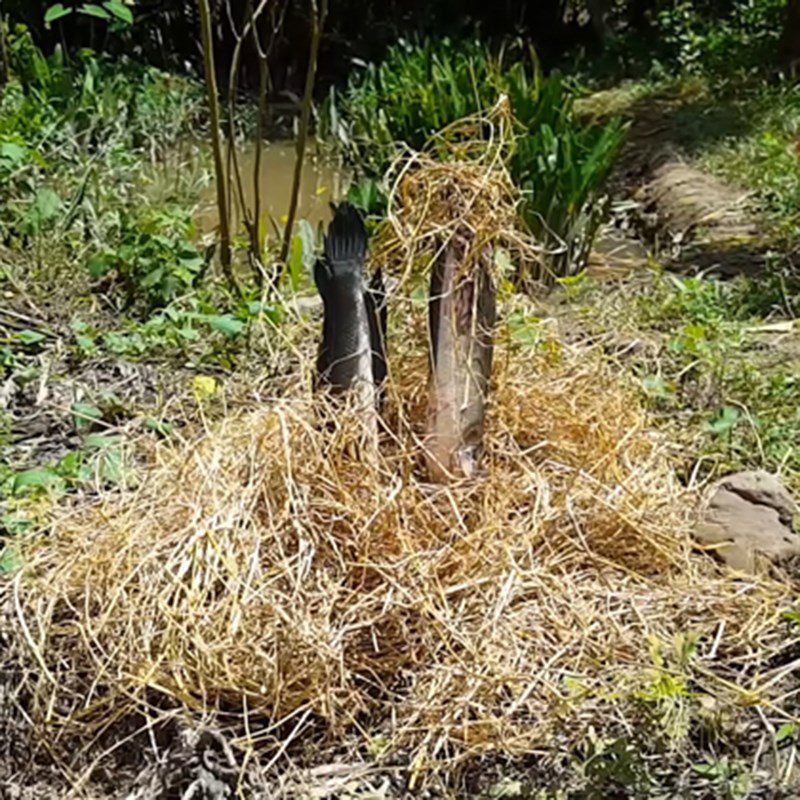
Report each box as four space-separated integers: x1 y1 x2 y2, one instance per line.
505 64 626 278
87 208 206 313
0 27 202 236
653 0 787 77
320 39 500 175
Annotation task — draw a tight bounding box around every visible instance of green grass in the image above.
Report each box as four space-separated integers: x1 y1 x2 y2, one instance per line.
695 83 800 239
565 267 800 494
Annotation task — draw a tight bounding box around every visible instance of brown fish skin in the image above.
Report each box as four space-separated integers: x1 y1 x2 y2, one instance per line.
425 232 496 482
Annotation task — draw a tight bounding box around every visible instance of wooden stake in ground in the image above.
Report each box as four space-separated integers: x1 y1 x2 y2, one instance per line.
277 0 328 282
197 0 237 293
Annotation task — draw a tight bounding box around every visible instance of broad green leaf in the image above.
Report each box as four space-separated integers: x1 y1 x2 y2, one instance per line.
207 315 245 337
178 327 199 341
58 450 84 479
70 402 103 429
494 247 513 276
83 433 123 450
45 4 73 23
507 311 543 347
0 141 28 168
103 0 133 24
641 375 675 400
173 266 196 285
25 188 62 233
13 468 65 494
0 544 21 573
87 253 113 279
14 330 47 346
706 406 741 436
1 514 33 536
80 4 112 20
178 254 204 272
246 301 281 325
98 448 122 483
511 326 540 347
76 334 96 352
410 284 427 306
141 267 165 288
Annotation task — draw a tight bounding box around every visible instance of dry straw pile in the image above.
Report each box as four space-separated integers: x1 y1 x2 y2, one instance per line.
3 146 798 789
374 105 543 289
4 323 798 781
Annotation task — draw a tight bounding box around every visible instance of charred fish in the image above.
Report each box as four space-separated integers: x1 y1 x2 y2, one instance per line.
313 202 387 410
425 232 496 481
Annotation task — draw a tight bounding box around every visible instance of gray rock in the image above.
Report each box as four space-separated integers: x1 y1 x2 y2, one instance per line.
718 470 796 525
695 471 800 574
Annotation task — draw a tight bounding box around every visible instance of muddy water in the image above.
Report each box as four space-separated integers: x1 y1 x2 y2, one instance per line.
194 140 351 236
190 141 649 284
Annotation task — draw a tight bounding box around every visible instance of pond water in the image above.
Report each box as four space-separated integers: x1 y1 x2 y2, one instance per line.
194 140 351 236
186 141 647 281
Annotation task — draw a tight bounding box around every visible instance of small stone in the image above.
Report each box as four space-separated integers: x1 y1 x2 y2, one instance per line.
695 471 800 575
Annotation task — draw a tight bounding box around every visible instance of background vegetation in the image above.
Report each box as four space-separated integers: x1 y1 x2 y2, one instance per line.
1 0 799 796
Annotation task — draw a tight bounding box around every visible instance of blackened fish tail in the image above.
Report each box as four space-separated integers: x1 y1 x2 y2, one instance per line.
324 201 367 272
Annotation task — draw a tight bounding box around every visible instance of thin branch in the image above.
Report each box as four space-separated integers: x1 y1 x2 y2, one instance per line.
251 49 269 285
277 0 328 280
250 0 289 285
226 11 252 248
197 0 237 293
226 0 271 229
0 7 10 88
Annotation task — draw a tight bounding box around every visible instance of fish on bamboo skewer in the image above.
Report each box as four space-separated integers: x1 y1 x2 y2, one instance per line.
425 229 496 482
313 202 388 415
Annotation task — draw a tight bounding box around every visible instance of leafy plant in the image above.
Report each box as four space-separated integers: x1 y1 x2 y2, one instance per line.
0 26 202 241
508 69 626 279
87 207 206 311
347 177 387 218
68 291 278 368
320 39 502 174
575 735 653 797
654 0 786 77
45 2 134 28
691 756 751 799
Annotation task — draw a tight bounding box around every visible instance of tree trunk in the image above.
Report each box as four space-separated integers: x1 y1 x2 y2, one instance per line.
197 0 237 293
585 0 611 42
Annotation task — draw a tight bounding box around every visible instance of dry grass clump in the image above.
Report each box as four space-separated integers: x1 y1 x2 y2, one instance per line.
374 112 541 288
3 321 798 784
